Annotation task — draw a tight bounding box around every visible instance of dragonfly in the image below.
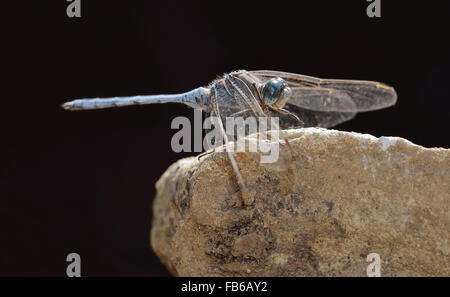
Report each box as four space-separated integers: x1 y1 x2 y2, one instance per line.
62 70 397 195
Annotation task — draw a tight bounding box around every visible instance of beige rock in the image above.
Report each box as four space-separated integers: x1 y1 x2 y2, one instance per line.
150 128 449 276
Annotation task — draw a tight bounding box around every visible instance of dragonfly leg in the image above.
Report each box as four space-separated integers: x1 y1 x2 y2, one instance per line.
251 82 265 106
197 149 215 160
211 88 250 203
262 106 299 161
228 109 250 117
268 105 305 127
197 109 249 161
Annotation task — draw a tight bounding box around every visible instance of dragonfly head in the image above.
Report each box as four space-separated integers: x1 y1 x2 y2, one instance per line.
262 77 291 109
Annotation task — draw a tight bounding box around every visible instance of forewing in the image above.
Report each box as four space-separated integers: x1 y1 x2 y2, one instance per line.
318 79 397 111
289 87 357 112
249 70 321 87
249 70 397 112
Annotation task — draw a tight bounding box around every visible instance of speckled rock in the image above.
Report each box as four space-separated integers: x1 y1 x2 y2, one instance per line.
150 128 449 276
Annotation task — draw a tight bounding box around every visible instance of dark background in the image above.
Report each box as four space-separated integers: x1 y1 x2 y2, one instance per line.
1 1 448 276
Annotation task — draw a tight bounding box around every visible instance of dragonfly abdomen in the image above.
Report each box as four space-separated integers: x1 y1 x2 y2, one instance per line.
62 87 211 111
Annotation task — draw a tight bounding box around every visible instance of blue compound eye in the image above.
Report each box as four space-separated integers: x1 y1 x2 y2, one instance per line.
262 77 289 105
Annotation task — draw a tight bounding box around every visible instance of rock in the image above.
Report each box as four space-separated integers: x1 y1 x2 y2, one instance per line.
150 128 449 276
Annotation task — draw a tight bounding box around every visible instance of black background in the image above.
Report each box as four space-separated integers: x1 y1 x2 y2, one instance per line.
1 1 449 276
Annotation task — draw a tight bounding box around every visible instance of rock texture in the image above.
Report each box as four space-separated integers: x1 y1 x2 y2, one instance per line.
150 128 449 276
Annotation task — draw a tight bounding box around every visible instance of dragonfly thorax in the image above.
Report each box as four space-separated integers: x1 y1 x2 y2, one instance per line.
261 77 292 109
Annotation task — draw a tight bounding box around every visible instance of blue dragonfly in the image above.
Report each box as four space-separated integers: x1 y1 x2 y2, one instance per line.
63 70 397 196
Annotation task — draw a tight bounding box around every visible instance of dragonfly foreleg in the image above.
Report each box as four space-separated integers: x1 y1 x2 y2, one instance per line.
268 105 305 127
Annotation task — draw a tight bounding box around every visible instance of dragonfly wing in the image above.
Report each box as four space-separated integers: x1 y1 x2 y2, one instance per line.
248 70 321 87
288 87 357 112
249 70 397 112
281 103 356 128
318 79 397 112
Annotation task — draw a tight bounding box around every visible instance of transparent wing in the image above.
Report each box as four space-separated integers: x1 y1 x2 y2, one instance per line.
317 79 397 111
249 70 397 112
280 104 356 128
289 87 357 112
249 70 322 87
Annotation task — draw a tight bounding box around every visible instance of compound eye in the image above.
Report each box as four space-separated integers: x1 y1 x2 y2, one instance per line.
262 77 289 105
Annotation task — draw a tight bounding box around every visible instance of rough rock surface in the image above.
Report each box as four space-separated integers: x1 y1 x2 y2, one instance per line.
150 128 449 276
